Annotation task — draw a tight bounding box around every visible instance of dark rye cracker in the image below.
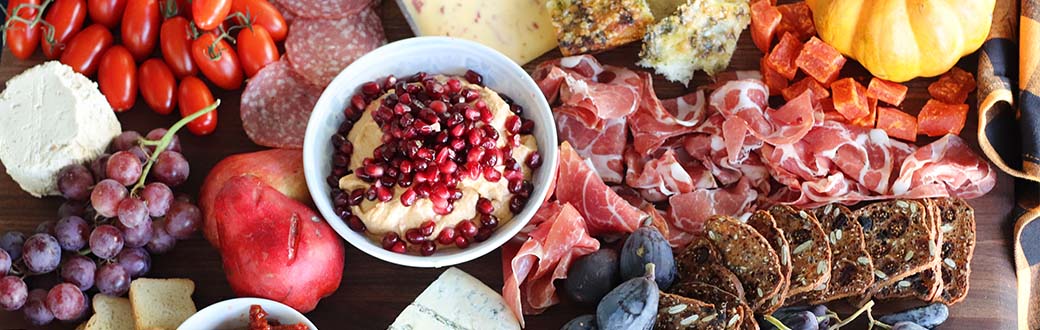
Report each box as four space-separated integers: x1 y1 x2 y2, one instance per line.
932 197 976 304
671 281 743 307
870 199 946 302
854 199 940 299
745 210 791 313
806 203 874 304
767 205 832 297
676 239 747 300
704 215 784 311
656 292 744 329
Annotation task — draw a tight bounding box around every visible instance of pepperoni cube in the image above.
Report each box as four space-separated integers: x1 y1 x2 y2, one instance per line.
928 67 976 104
750 0 782 53
776 2 816 42
796 37 846 85
766 33 803 80
830 78 869 121
877 107 918 142
849 97 878 128
866 78 908 106
782 77 829 102
761 57 789 95
918 99 969 136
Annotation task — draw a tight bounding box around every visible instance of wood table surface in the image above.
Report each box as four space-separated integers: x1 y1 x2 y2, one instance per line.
0 2 1020 329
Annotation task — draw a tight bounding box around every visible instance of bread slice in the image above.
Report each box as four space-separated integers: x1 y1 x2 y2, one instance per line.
932 197 976 304
767 205 832 297
545 0 655 56
745 210 791 313
86 294 134 330
129 278 197 330
76 323 86 330
656 292 743 329
804 203 874 304
853 200 940 300
676 239 746 299
703 215 784 310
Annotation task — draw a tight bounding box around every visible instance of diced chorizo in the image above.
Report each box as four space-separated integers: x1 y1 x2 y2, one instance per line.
866 78 908 106
795 37 846 85
927 67 976 104
782 77 829 102
766 32 802 80
917 99 969 136
831 77 869 121
876 106 918 142
776 2 816 42
750 0 782 53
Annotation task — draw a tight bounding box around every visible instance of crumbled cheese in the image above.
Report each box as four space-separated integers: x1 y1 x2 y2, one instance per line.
638 0 750 84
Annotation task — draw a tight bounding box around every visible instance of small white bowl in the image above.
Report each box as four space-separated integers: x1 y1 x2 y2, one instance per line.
177 298 317 330
303 37 558 268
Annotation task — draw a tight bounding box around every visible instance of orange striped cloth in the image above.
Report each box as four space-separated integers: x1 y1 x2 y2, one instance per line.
978 0 1040 328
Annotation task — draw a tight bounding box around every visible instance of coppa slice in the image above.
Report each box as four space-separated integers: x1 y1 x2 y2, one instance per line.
239 59 323 148
854 200 939 298
656 292 743 329
807 204 874 304
767 205 831 297
745 210 790 313
285 8 386 87
675 239 746 300
703 215 784 310
932 197 976 304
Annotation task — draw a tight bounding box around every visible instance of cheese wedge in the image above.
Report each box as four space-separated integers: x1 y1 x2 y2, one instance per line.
389 268 520 330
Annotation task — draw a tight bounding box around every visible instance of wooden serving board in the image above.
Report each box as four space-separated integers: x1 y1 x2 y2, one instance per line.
0 2 1020 329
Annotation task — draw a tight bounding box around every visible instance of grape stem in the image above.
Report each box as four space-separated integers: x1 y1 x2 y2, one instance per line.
762 315 791 330
826 300 892 330
130 100 221 195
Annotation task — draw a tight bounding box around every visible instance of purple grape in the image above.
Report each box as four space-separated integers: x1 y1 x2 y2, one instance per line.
128 145 149 163
141 182 174 217
34 220 56 235
175 193 192 203
0 249 9 276
146 220 176 255
110 131 142 152
145 128 181 152
0 232 25 260
0 276 27 311
106 151 143 186
23 289 53 325
117 248 151 278
95 263 129 296
57 200 87 218
120 220 153 249
89 225 124 260
91 179 128 218
45 283 86 321
57 164 94 201
90 153 111 181
153 151 189 187
23 233 61 274
61 255 97 291
54 216 90 251
117 198 149 228
166 201 201 240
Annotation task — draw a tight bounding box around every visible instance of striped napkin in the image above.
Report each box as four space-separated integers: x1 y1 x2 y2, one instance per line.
977 0 1040 328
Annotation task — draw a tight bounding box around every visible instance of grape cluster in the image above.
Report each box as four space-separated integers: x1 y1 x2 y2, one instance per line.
0 128 201 325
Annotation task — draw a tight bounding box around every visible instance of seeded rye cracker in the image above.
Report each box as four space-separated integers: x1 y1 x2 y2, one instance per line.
703 215 784 311
745 210 792 313
739 304 759 330
932 197 976 304
671 281 744 307
656 292 744 330
767 205 832 298
853 199 940 302
870 199 945 302
676 239 747 299
796 204 875 304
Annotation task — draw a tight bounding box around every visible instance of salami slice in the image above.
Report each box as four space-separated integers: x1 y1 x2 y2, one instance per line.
272 0 375 19
285 8 386 87
240 59 323 148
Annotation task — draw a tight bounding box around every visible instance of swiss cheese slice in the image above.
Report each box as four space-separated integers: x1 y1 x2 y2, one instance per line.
389 267 520 330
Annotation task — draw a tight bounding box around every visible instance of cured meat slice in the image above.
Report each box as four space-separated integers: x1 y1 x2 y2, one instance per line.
848 96 878 128
285 8 386 87
710 80 815 153
628 72 696 153
660 89 708 127
927 67 976 104
750 0 781 53
555 109 627 183
556 65 641 128
666 177 758 239
240 59 323 148
765 33 802 80
795 37 846 85
831 77 870 121
782 77 829 103
273 0 375 19
624 148 715 202
917 99 969 137
502 203 599 325
804 121 914 195
867 78 908 106
891 135 997 199
555 142 645 236
876 107 918 142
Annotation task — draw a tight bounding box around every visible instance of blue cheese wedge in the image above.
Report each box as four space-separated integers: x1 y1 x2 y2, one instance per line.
388 267 520 330
638 0 751 85
0 61 120 197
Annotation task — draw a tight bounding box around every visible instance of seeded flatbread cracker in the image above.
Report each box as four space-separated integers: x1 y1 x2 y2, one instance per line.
932 197 976 304
670 281 743 307
767 205 832 297
804 203 875 304
745 210 791 313
873 263 943 301
703 215 784 311
676 239 747 299
853 199 940 301
656 292 740 329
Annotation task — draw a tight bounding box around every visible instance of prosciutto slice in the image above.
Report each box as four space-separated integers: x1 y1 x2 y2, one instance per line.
710 80 815 162
891 134 997 199
628 72 699 153
502 203 599 326
625 148 716 202
665 177 760 247
555 142 645 236
555 109 627 183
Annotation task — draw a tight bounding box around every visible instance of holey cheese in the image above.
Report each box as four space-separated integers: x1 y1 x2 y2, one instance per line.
397 0 557 65
0 61 121 197
389 267 520 330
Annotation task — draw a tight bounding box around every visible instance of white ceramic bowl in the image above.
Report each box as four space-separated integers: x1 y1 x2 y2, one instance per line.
303 37 558 268
177 298 317 330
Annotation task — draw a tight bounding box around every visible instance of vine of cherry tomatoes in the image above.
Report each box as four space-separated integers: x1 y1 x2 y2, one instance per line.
1 0 286 136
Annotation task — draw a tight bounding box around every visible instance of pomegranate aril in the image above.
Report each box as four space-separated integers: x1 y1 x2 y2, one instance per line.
454 235 470 249
456 220 478 239
409 71 427 82
347 215 366 232
351 94 366 110
419 109 439 125
381 232 400 250
435 147 455 164
483 167 502 182
364 164 385 177
508 179 523 193
432 185 451 199
467 146 486 164
420 241 437 256
416 148 433 161
349 189 365 205
436 228 456 245
480 107 494 123
332 167 348 177
463 89 480 102
482 150 499 167
361 82 381 95
399 92 412 104
474 227 492 242
445 78 462 94
481 139 497 150
393 103 411 115
450 138 467 151
504 158 520 171
464 106 481 121
333 154 349 167
450 124 466 137
519 181 534 198
509 104 523 115
391 241 407 253
376 186 393 202
504 169 523 182
520 120 535 134
526 152 542 169
326 175 339 188
465 70 483 85
365 186 378 201
505 116 521 134
420 220 436 236
476 198 494 215
439 161 458 174
338 141 354 155
509 195 526 213
480 214 499 229
383 75 398 89
429 100 448 113
400 160 414 174
405 228 426 244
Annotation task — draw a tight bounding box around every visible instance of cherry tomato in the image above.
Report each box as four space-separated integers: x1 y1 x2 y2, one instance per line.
230 0 287 41
41 0 87 59
138 59 177 115
190 32 243 90
160 0 190 18
97 46 138 112
192 0 231 31
6 0 43 60
159 16 196 78
178 76 218 135
121 0 160 61
237 25 277 77
87 0 127 28
59 24 114 76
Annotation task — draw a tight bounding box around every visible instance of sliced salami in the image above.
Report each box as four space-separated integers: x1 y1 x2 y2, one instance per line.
240 59 323 148
285 8 385 87
272 0 376 19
